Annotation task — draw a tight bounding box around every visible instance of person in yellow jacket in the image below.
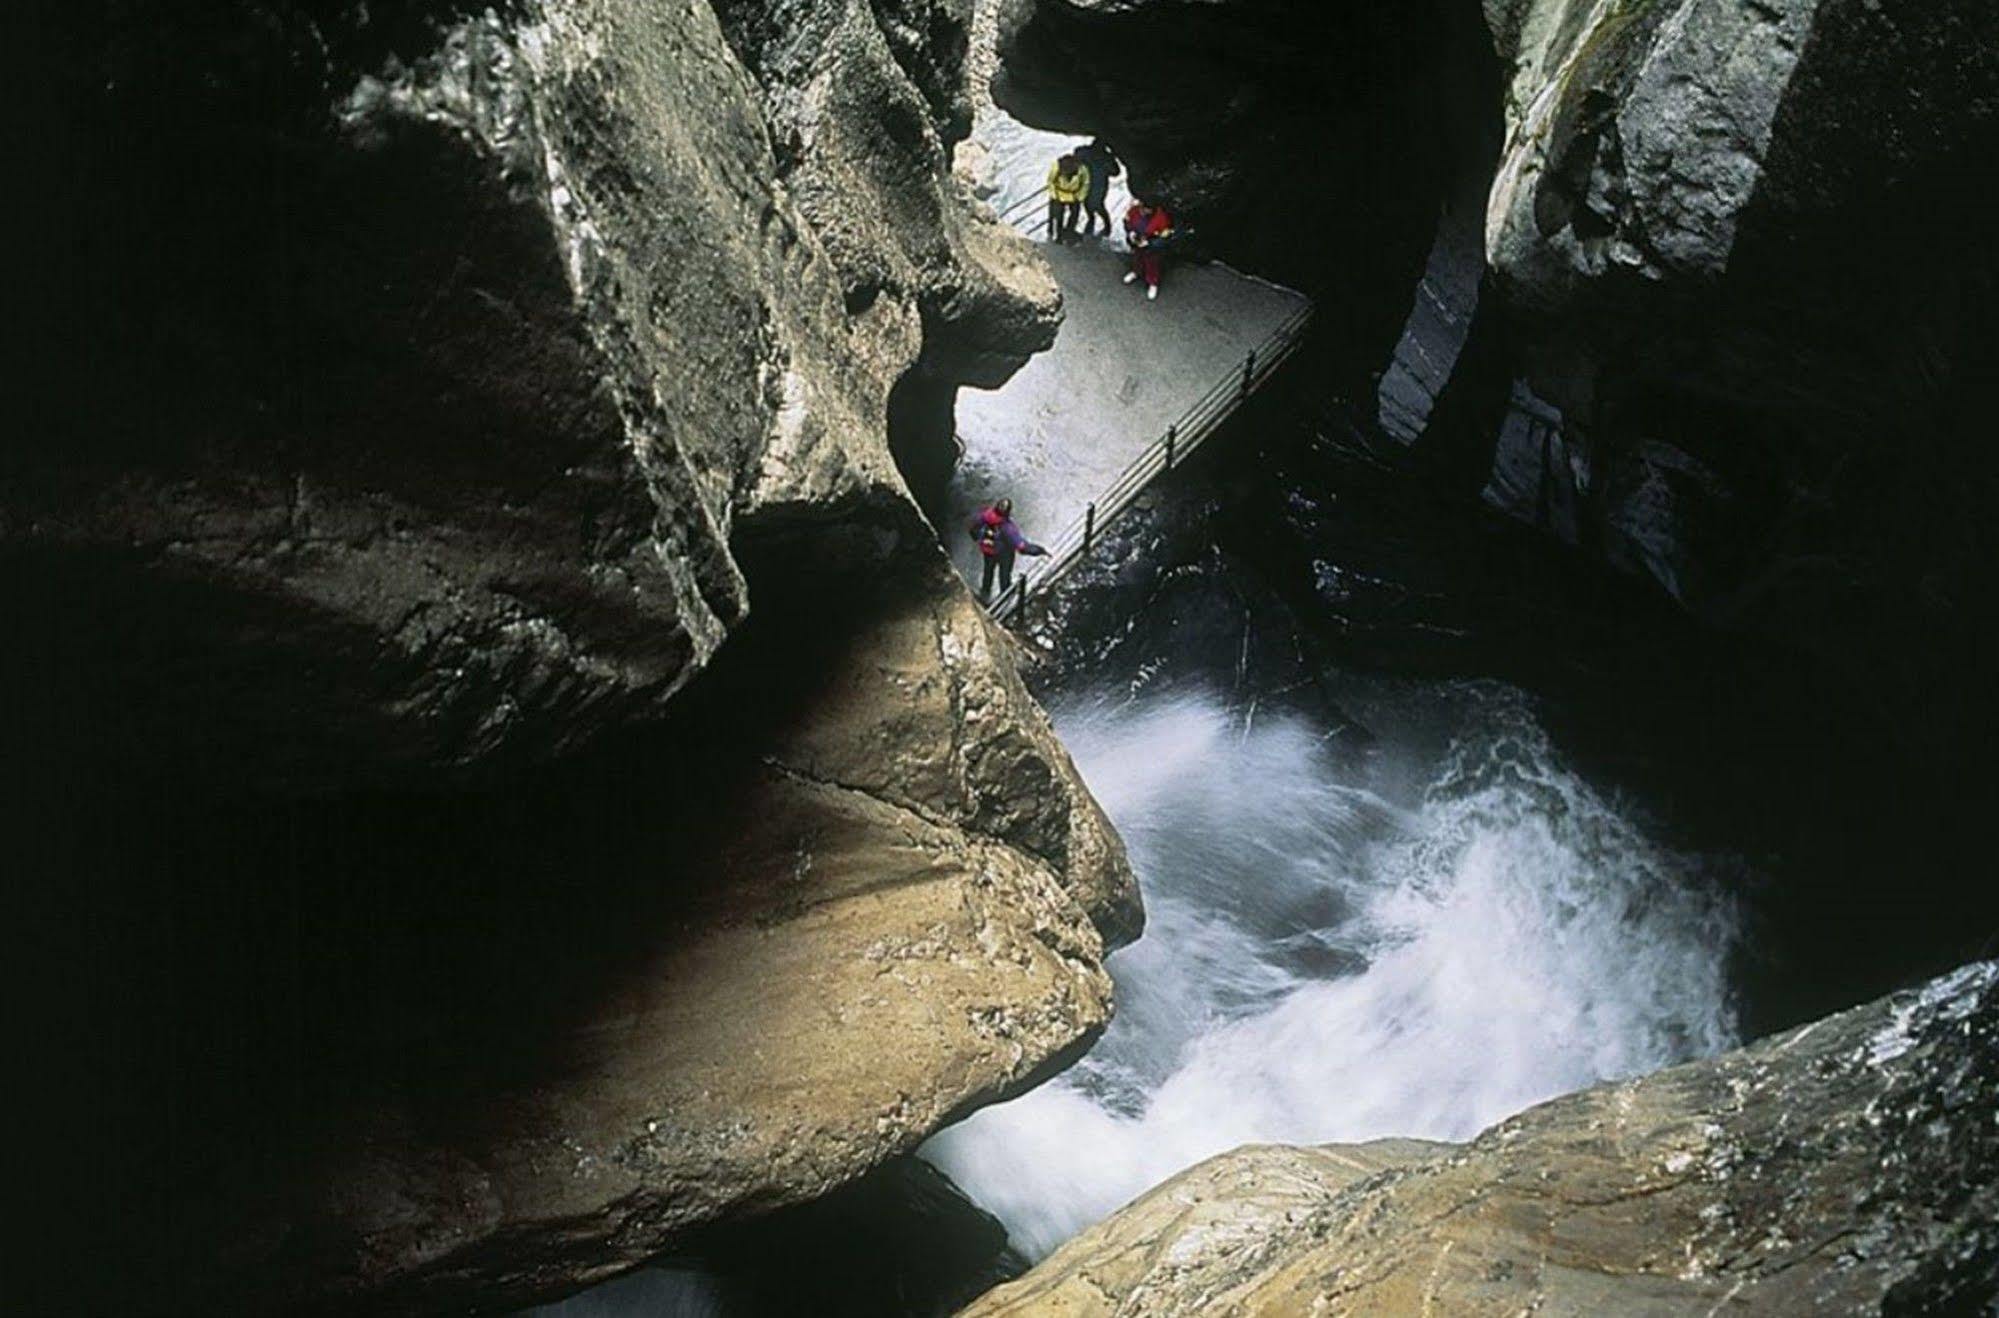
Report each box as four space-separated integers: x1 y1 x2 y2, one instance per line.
1045 153 1091 245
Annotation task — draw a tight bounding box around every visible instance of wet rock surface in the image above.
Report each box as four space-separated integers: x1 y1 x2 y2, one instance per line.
961 960 1999 1315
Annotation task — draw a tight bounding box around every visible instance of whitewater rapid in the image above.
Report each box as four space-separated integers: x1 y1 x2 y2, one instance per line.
921 683 1741 1259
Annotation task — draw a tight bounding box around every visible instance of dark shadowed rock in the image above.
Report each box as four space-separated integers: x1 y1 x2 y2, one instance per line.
11 0 1056 790
988 0 1499 376
12 1 1141 1312
1462 0 1999 760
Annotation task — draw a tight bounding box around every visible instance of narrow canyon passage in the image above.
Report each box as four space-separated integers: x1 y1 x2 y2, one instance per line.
943 107 1309 600
523 0 1999 1303
21 0 1996 1312
924 90 1736 1270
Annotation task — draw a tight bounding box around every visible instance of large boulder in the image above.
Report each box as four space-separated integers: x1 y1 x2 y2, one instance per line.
10 0 1053 790
12 0 1141 1311
189 560 1136 1315
962 959 1999 1315
35 555 1140 1317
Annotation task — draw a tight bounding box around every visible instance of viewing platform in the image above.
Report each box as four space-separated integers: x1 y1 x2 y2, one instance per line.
947 212 1312 621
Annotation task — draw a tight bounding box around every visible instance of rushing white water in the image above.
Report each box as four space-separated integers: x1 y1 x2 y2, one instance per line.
921 682 1740 1259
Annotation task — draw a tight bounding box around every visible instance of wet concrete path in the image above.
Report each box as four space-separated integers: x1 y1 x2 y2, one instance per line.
947 236 1310 595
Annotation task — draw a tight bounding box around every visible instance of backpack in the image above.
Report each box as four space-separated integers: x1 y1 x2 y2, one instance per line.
974 513 1002 557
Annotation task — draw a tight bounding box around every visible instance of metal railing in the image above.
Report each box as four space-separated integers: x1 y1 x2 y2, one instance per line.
993 187 1048 236
982 296 1315 626
991 183 1127 238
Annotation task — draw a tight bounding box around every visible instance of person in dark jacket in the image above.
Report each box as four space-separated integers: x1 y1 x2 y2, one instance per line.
968 497 1048 602
1075 138 1122 238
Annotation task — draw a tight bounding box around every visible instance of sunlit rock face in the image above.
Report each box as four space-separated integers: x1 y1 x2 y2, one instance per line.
14 1 1137 1312
963 960 1999 1316
712 0 1061 391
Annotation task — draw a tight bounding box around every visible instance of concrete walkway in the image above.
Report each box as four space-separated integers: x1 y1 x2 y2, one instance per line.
948 238 1310 593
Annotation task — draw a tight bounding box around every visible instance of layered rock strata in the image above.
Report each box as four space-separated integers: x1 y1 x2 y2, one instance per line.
963 960 1999 1315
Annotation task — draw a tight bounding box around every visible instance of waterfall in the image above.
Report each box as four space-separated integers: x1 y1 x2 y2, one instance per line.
922 682 1740 1258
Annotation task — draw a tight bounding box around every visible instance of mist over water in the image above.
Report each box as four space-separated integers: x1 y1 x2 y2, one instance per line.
922 682 1740 1259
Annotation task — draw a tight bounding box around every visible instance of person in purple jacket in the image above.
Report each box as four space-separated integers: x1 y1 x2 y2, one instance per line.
968 497 1048 603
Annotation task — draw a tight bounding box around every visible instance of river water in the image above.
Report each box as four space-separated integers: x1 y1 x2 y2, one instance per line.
529 98 1751 1312
921 677 1740 1258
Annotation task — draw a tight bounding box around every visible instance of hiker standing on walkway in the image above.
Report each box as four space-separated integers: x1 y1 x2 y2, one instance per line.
1046 153 1090 245
968 497 1048 603
1075 138 1122 238
1123 197 1176 301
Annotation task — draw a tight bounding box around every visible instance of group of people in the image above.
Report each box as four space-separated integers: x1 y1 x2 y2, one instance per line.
1043 138 1121 243
968 138 1184 605
1045 140 1178 301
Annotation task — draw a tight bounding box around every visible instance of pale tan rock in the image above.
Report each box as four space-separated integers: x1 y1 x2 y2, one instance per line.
963 962 1999 1317
225 559 1135 1313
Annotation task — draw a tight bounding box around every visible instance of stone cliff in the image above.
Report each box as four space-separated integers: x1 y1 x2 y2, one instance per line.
987 0 1999 1012
1472 0 1999 651
15 0 1055 787
987 0 1500 373
990 0 1999 774
963 960 1999 1315
13 0 1130 1311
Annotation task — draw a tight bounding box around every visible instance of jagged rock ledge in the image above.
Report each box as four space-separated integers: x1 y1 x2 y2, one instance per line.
962 960 1999 1315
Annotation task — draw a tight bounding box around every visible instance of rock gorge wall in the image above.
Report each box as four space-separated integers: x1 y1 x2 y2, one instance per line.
16 0 1053 786
993 0 1999 776
989 0 1503 377
964 960 1999 1315
13 0 1131 1312
1465 0 1999 763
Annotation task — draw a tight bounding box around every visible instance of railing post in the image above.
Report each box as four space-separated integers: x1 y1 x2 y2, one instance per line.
1165 425 1177 471
1084 502 1096 554
1241 350 1257 399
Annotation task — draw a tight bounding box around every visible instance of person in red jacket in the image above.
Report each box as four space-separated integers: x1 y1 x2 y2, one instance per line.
1122 198 1175 301
967 497 1048 603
